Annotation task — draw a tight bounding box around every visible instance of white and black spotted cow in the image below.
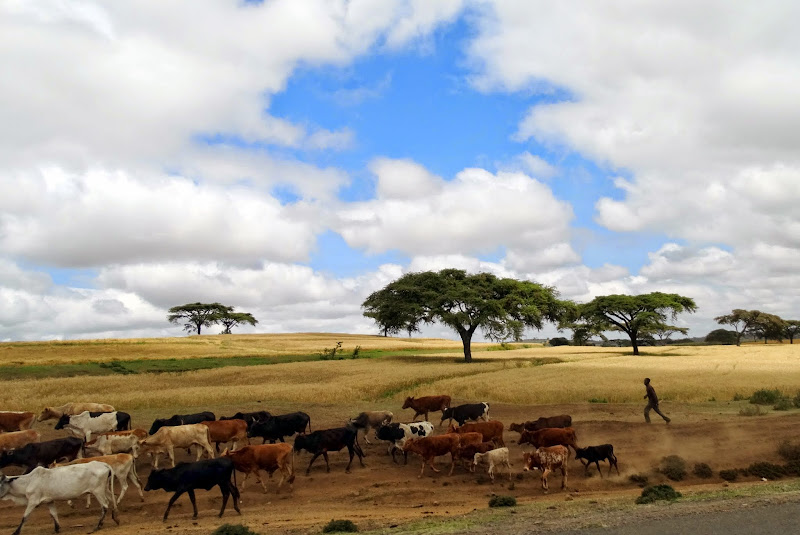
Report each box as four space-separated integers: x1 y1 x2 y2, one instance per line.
376 422 434 464
440 402 489 427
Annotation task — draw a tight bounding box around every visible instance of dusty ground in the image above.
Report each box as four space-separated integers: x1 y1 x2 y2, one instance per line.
3 401 799 535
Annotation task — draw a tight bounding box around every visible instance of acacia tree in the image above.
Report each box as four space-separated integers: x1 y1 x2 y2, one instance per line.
362 269 571 362
748 312 785 344
785 320 800 344
579 293 697 356
167 302 232 335
715 309 763 346
362 285 424 337
217 310 259 334
644 325 689 344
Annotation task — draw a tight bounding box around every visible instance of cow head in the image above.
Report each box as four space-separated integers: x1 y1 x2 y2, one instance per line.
375 424 399 442
518 431 533 446
401 438 419 453
574 447 588 462
144 469 169 492
0 453 15 470
439 408 453 424
522 452 534 471
38 407 57 422
248 418 275 438
293 434 308 452
472 452 488 469
401 397 414 409
509 423 524 434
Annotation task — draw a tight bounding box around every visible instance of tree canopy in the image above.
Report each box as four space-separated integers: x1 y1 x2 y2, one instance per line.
715 309 765 346
579 292 697 355
218 310 258 334
362 269 571 362
784 320 800 344
167 302 257 335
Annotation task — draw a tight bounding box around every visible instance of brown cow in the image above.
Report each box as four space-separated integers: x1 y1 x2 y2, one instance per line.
455 441 495 472
509 414 572 434
401 395 451 423
519 427 578 456
448 421 505 446
222 443 295 493
94 429 148 441
402 433 461 477
37 403 115 422
0 430 40 453
201 419 249 452
523 445 569 491
0 412 35 433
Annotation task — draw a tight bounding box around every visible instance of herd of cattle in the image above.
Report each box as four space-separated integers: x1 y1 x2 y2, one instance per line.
0 396 619 534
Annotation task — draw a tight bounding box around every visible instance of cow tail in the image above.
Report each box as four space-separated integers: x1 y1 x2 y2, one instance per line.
354 432 365 458
307 416 311 434
107 466 117 512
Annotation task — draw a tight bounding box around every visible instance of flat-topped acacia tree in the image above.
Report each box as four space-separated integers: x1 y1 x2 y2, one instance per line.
362 269 571 362
168 302 231 335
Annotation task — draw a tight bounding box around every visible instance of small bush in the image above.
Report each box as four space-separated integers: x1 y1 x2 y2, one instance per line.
746 462 785 480
628 473 649 487
319 342 344 361
774 398 793 411
739 405 765 417
693 463 713 479
784 460 800 476
351 345 361 359
322 519 358 533
659 455 687 481
792 391 800 408
732 393 748 401
212 525 259 535
588 397 608 404
778 441 800 462
719 469 739 482
635 484 682 504
488 495 517 508
549 337 570 346
750 388 783 405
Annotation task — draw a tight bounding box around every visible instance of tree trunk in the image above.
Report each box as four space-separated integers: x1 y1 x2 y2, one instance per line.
630 331 639 355
459 328 475 363
197 323 202 335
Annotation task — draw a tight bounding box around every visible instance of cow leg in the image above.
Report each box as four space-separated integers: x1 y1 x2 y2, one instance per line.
90 505 107 533
12 500 39 535
218 485 230 517
561 466 567 489
541 468 550 491
595 461 604 478
322 451 331 473
168 446 176 468
187 489 199 519
306 452 322 475
117 474 130 503
448 453 455 476
129 467 145 502
505 460 513 481
419 459 426 478
229 482 241 514
86 493 92 508
48 503 61 533
162 490 184 521
205 441 215 460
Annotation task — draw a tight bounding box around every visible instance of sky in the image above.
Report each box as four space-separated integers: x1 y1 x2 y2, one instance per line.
1 0 799 342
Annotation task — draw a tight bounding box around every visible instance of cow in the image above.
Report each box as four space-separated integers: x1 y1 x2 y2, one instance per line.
0 431 41 454
376 422 435 464
0 412 35 433
144 457 240 521
454 441 495 472
220 411 272 431
94 428 148 441
248 412 310 444
222 443 295 493
0 461 118 534
523 445 569 491
37 403 115 422
200 419 249 452
575 444 619 478
56 453 143 505
402 433 461 477
401 395 451 423
447 420 505 447
440 402 489 427
473 447 512 481
349 410 393 444
0 437 84 474
293 426 364 475
519 427 578 456
139 424 215 468
148 411 215 435
85 433 142 458
55 411 130 441
509 414 572 434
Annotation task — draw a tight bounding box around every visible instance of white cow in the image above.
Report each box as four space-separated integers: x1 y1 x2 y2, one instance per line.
58 453 143 506
85 433 141 458
58 411 119 442
0 461 119 534
473 447 512 481
37 403 115 422
139 423 215 468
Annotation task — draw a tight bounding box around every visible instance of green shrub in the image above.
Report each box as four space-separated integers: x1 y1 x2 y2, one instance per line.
719 469 738 482
628 474 649 487
212 525 259 535
732 393 748 401
548 337 570 346
739 405 765 417
774 398 793 411
693 463 713 479
588 397 608 404
778 441 800 462
351 345 361 359
704 329 737 345
659 455 687 481
750 388 783 405
784 460 800 476
635 484 681 504
793 392 800 408
488 495 517 508
746 462 785 480
322 519 358 533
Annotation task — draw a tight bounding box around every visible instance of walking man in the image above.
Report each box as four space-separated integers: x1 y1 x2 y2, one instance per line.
644 378 670 424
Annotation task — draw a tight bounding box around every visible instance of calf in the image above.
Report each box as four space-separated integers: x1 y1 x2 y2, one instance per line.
57 453 143 505
349 410 393 444
144 457 240 521
523 445 569 491
222 443 295 493
473 447 512 481
401 395 451 423
509 414 572 434
448 420 505 446
37 403 115 422
55 411 130 441
201 419 249 452
0 437 83 474
376 422 434 464
575 444 619 478
440 402 489 427
293 426 364 474
139 424 215 468
85 433 141 458
454 441 495 472
248 411 310 444
0 430 41 454
402 433 461 477
519 427 578 455
149 411 215 435
0 462 118 534
220 411 272 431
0 412 35 433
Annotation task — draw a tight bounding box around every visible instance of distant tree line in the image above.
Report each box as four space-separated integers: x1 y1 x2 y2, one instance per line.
167 302 258 335
714 309 800 345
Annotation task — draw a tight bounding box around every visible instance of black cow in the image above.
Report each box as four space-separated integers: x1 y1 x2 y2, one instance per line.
220 411 272 430
440 402 489 427
293 426 364 474
248 412 310 444
575 444 619 477
144 457 241 521
0 437 83 473
149 411 216 435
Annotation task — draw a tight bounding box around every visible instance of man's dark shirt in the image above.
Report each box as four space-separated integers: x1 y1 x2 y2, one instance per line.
646 384 659 404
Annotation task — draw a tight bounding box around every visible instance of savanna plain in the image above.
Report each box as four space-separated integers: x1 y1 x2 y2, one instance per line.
3 334 800 535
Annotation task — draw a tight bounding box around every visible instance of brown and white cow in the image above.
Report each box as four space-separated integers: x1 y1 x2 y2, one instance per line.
401 395 451 423
139 424 215 468
222 443 295 494
0 430 40 454
85 434 142 458
402 433 461 477
448 420 505 446
523 445 569 491
56 453 143 505
519 427 578 455
38 403 115 422
200 419 249 452
0 412 35 433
